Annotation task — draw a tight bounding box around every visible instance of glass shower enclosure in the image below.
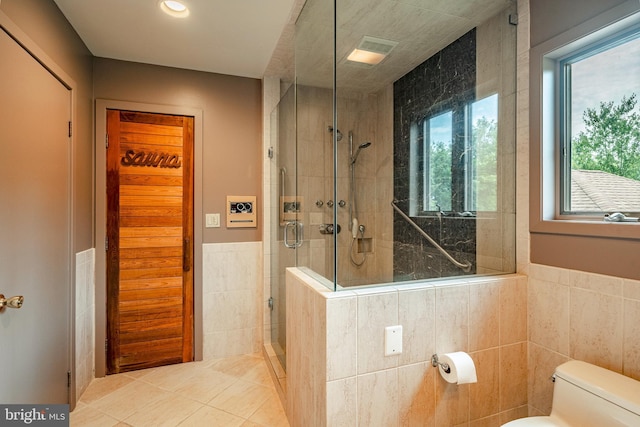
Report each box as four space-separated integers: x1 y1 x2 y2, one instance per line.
268 0 517 377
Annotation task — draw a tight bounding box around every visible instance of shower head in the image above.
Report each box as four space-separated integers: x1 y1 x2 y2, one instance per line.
351 141 372 164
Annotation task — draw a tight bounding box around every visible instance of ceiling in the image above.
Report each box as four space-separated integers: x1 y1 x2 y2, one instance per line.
53 0 514 90
53 0 296 79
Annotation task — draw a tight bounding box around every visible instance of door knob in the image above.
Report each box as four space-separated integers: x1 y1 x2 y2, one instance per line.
0 294 24 309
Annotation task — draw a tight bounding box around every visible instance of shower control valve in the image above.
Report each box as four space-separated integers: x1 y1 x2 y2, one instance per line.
319 223 341 235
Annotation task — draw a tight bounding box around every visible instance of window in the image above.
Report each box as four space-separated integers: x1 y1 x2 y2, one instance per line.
411 95 498 216
538 12 640 220
530 2 640 280
559 28 640 216
424 111 453 212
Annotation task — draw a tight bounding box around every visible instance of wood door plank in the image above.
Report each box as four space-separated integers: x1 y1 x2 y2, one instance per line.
120 122 183 136
120 286 183 302
119 306 182 323
120 226 182 238
120 326 183 345
120 195 183 207
120 216 183 227
119 174 183 186
119 266 183 281
120 256 182 270
119 247 183 259
119 206 183 218
120 185 183 198
119 277 183 291
120 133 184 147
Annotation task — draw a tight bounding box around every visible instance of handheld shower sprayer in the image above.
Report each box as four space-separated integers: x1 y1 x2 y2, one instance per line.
351 142 372 164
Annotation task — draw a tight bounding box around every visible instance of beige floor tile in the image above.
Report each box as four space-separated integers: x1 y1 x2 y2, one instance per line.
247 394 290 427
173 368 238 403
178 406 245 427
79 374 136 404
207 380 274 418
209 354 265 379
122 393 203 427
91 380 172 421
73 354 289 427
70 404 120 427
240 361 275 387
136 361 207 392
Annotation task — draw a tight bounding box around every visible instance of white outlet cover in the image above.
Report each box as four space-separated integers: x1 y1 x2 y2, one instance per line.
384 325 402 356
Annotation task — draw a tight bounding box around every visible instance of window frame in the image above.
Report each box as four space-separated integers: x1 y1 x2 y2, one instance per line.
530 3 640 241
410 94 499 218
557 25 640 217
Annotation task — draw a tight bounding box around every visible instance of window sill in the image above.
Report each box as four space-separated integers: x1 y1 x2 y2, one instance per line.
531 218 640 240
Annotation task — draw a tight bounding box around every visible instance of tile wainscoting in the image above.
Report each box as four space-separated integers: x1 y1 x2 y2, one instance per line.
286 268 528 426
75 248 96 400
202 242 263 359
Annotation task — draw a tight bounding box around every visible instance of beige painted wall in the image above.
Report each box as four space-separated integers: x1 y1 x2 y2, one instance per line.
93 57 263 244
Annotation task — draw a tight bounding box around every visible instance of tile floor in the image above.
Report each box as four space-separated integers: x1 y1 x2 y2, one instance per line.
70 353 289 427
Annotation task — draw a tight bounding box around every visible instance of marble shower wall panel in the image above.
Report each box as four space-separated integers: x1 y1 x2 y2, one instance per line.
393 30 478 281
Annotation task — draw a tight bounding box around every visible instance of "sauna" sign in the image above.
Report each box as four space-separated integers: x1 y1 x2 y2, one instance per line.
120 149 182 168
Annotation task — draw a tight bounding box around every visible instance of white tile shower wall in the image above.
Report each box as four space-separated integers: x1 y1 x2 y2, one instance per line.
202 242 263 359
75 248 95 400
286 268 529 426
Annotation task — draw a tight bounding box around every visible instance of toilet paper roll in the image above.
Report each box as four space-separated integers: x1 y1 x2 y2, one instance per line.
438 351 477 384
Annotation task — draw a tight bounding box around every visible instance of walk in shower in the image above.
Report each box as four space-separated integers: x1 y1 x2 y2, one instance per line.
267 0 517 377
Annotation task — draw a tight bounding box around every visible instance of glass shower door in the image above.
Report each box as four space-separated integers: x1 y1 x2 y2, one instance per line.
269 86 297 371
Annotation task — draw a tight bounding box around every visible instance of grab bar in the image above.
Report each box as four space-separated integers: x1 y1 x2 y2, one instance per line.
391 201 472 272
280 167 286 201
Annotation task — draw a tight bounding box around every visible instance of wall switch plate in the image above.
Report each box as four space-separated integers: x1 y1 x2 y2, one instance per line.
384 325 402 356
206 213 220 228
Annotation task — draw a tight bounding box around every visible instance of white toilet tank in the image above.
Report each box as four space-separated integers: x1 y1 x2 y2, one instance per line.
503 360 640 427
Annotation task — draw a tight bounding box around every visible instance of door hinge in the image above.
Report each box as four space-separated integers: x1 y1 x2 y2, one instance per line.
268 296 274 311
106 134 109 149
105 236 108 251
67 371 71 387
105 339 108 352
68 121 72 138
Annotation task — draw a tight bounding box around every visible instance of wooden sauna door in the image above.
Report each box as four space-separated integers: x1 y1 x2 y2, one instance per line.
106 109 194 374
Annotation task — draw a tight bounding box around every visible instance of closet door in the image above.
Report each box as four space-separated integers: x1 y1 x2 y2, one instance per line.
0 27 71 403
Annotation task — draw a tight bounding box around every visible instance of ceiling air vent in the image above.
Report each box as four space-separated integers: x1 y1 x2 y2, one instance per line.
347 36 399 66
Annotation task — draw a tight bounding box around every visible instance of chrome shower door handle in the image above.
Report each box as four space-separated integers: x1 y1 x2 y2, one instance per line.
295 222 304 248
0 294 24 309
284 221 304 249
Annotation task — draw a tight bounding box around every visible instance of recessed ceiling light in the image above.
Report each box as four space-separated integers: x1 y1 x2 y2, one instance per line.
160 0 189 17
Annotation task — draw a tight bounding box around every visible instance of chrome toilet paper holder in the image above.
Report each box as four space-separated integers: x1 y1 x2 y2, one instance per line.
431 354 451 373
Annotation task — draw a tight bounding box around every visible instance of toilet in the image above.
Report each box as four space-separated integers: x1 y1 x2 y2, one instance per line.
503 360 640 426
